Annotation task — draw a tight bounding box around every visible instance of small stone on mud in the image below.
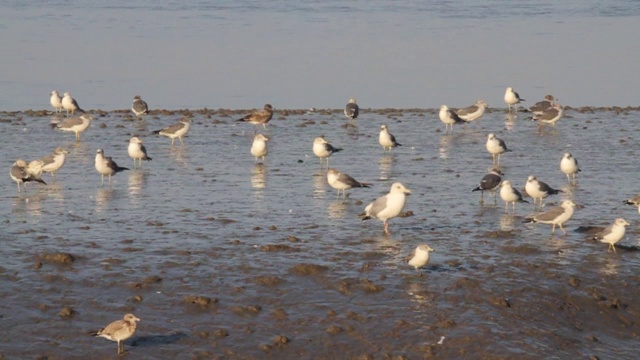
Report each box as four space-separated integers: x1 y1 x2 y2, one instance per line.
272 308 288 320
290 263 328 275
568 276 581 287
326 325 343 334
213 329 229 338
231 305 262 316
41 252 76 265
184 295 216 307
34 261 42 269
260 344 273 351
273 335 289 345
131 295 143 302
252 275 283 286
286 235 300 242
434 318 456 328
261 244 298 252
143 275 162 284
269 225 278 230
587 335 599 342
59 306 75 318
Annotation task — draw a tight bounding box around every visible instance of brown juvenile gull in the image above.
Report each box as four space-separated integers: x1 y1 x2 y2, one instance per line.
50 90 63 113
250 133 269 162
525 175 563 208
524 200 576 234
152 118 191 145
61 92 84 115
128 137 152 167
485 133 510 165
456 100 488 123
236 104 273 132
36 147 69 178
560 152 581 183
504 87 525 113
131 95 149 117
593 218 630 253
532 103 563 125
344 98 359 120
95 149 129 185
472 167 503 203
360 182 411 234
10 159 46 192
379 124 401 151
529 95 555 114
91 313 141 355
407 244 435 270
327 168 371 200
439 105 464 132
313 136 342 167
499 179 528 211
52 114 93 141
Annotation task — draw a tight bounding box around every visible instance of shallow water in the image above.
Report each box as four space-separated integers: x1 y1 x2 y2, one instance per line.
1 107 640 358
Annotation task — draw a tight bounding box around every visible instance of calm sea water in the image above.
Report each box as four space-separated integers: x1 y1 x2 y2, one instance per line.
1 0 639 110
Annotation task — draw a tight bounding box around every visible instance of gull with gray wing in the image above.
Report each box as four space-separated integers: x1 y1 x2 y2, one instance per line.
456 100 488 123
407 244 435 270
560 152 580 183
152 118 191 145
50 90 63 113
128 137 152 167
10 159 46 193
327 168 371 200
593 218 630 253
499 179 528 211
61 92 84 115
237 104 273 132
439 105 464 132
91 313 141 355
360 182 411 234
95 149 129 185
52 114 92 141
525 175 563 208
472 167 503 204
131 95 149 117
524 200 576 234
504 87 525 113
379 124 401 151
529 95 555 114
313 136 342 167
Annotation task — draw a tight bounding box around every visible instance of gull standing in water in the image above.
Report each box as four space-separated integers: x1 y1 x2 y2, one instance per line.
152 118 191 145
379 124 401 151
95 149 129 185
131 95 149 117
524 200 576 235
532 103 563 126
92 313 141 355
313 136 342 167
250 133 269 162
236 104 273 132
499 179 528 212
344 98 359 120
327 168 371 200
594 218 630 253
456 100 488 123
36 147 69 179
10 159 46 192
407 244 435 270
61 92 84 115
504 87 525 113
360 182 411 234
128 137 152 167
472 167 503 204
439 105 464 132
51 114 92 141
560 152 581 183
525 175 563 208
486 133 510 165
529 95 556 114
623 194 640 214
50 90 63 114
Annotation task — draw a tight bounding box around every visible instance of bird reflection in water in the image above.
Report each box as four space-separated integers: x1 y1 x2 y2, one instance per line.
95 187 114 213
327 199 347 220
312 171 327 200
128 170 146 199
13 192 46 216
345 119 359 140
600 259 620 276
504 113 516 131
500 213 515 231
169 145 189 166
439 134 453 159
251 163 266 202
379 154 394 181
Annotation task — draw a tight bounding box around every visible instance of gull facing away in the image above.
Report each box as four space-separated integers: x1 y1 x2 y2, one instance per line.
91 313 140 355
128 137 152 167
61 92 84 115
10 159 46 193
344 98 359 120
327 168 371 200
360 182 411 234
95 149 129 185
313 136 342 167
439 105 464 132
152 118 191 145
236 104 274 132
524 200 576 235
504 87 525 113
529 95 555 114
51 114 92 141
131 95 149 117
379 124 401 151
532 103 563 125
251 133 269 162
623 195 640 214
500 179 528 211
560 152 581 183
472 167 503 204
456 100 488 123
50 90 63 113
36 147 69 178
594 218 630 253
525 175 563 208
407 244 435 270
486 133 510 165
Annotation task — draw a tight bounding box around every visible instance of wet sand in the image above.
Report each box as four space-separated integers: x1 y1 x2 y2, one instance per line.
1 107 640 359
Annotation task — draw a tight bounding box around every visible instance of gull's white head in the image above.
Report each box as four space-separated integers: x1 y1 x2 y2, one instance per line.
254 134 269 141
314 136 328 145
488 167 503 175
440 105 449 111
487 133 496 140
416 244 434 253
63 92 71 97
15 159 27 167
390 182 411 195
527 175 537 182
544 95 555 101
380 124 388 131
501 179 512 188
561 200 576 209
506 87 513 92
477 100 488 107
614 218 630 227
327 168 339 176
53 147 69 154
348 98 357 104
124 313 141 323
130 137 143 144
51 90 60 96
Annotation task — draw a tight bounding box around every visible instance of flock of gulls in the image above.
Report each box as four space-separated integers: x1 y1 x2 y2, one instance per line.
5 87 637 354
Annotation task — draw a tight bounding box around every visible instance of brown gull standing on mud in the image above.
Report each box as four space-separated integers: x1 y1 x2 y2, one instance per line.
529 95 556 114
236 104 274 132
344 98 359 120
327 168 371 200
91 313 141 355
524 200 576 235
152 118 191 145
360 182 411 234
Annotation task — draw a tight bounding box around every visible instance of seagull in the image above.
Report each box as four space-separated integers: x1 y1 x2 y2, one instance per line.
360 182 411 234
407 244 435 270
152 118 191 145
524 200 576 234
594 218 630 253
472 167 503 204
313 136 342 167
560 152 580 183
36 147 69 178
95 149 129 185
50 90 63 113
327 168 371 200
499 179 528 211
344 98 359 120
61 92 84 115
128 137 152 167
439 105 464 132
525 175 563 208
91 313 140 355
485 133 510 164
51 114 93 141
131 95 149 117
250 133 269 162
456 100 488 123
529 95 555 114
10 159 46 192
504 87 525 113
532 103 563 125
236 104 273 132
379 124 401 151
